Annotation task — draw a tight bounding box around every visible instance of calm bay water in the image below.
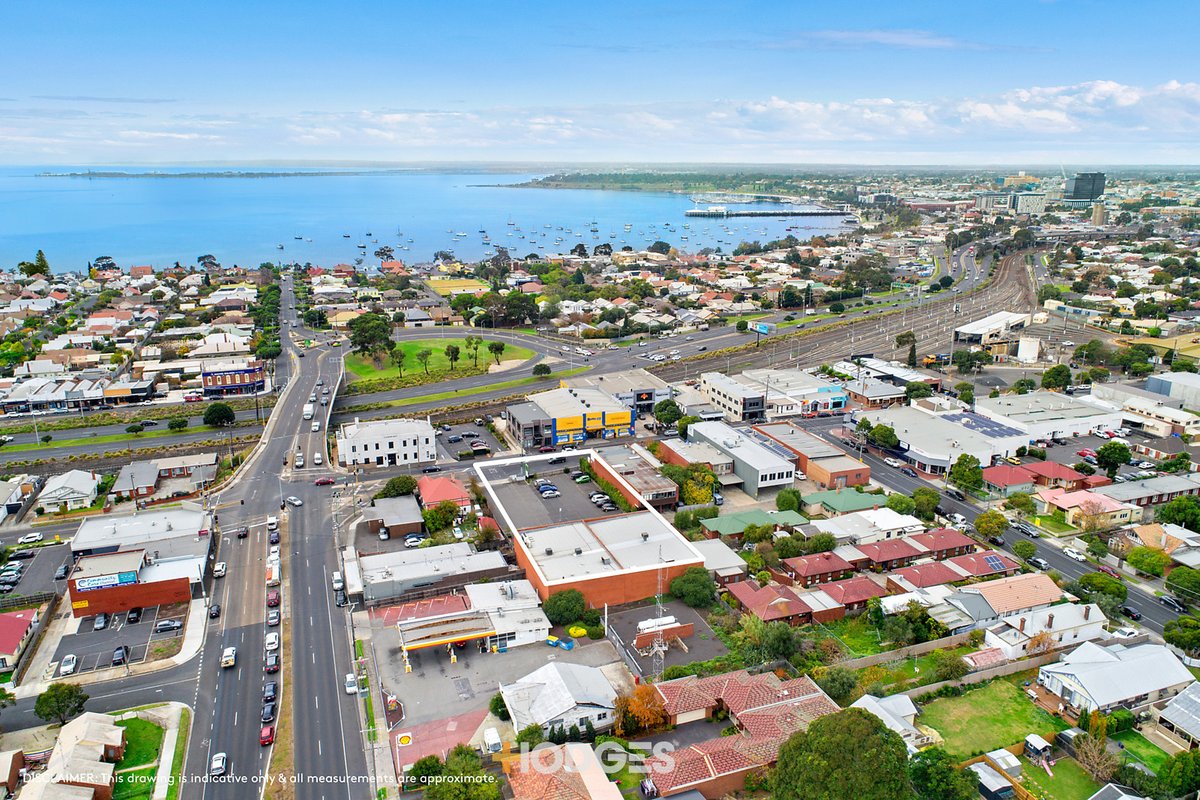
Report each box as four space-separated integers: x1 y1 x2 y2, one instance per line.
0 167 848 271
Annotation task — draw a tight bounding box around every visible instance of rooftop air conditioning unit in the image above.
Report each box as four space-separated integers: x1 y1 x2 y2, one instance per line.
600 556 611 565
545 548 553 556
574 547 583 555
641 532 649 541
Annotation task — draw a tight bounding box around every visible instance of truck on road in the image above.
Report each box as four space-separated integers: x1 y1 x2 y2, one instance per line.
302 403 315 420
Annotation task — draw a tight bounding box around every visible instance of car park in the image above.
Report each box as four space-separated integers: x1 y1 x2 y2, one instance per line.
112 645 130 666
154 618 182 633
1062 548 1087 562
127 607 142 624
93 613 109 632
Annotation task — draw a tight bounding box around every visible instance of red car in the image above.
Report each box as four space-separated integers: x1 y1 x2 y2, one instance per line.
1076 449 1097 458
1097 565 1123 580
266 590 280 608
260 725 275 746
314 477 335 486
538 446 555 453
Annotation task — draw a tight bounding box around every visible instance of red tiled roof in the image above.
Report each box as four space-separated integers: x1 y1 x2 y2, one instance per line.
947 551 1019 577
890 561 964 588
0 609 36 656
416 475 471 507
1021 460 1084 481
782 551 853 577
822 576 887 605
725 581 813 622
508 744 623 800
855 539 921 564
910 528 975 553
982 464 1035 487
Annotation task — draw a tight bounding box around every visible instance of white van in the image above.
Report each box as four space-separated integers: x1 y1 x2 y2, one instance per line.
267 515 279 531
331 571 344 591
482 727 502 754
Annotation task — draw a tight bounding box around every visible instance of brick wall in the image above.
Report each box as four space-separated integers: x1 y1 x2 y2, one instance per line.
518 541 700 607
591 458 642 509
68 577 191 618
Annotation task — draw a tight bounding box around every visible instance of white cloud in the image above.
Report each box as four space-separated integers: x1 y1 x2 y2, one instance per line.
3 79 1199 163
802 28 978 50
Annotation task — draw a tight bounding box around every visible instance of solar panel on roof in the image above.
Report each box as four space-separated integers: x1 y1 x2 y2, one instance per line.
983 554 1006 571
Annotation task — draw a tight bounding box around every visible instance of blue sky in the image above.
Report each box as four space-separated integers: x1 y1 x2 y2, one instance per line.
2 1 1197 164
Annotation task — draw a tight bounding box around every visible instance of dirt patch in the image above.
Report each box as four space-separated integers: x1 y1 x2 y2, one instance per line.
147 637 183 662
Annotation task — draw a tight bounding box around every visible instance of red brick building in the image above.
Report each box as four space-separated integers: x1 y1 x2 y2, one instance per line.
774 552 853 587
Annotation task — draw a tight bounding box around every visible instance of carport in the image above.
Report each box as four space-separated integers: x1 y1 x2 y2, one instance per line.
396 612 495 672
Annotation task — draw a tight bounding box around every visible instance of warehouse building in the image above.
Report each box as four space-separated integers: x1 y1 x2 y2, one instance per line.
974 391 1122 440
737 368 848 417
953 311 1032 349
1147 371 1200 412
353 542 514 605
688 421 796 497
751 422 870 489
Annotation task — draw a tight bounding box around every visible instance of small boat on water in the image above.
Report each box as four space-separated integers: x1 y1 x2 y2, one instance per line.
294 236 302 240
342 234 350 238
357 243 366 249
276 244 284 250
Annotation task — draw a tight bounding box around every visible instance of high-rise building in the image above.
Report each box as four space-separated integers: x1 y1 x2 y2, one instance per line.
1066 172 1106 201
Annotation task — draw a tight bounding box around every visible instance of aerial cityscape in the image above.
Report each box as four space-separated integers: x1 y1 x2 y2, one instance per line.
3 3 1200 800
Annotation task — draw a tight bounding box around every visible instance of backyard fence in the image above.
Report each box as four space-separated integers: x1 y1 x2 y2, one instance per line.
838 631 973 670
899 651 1061 701
11 593 59 686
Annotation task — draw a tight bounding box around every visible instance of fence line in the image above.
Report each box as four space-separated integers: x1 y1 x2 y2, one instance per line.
838 631 973 670
899 651 1061 700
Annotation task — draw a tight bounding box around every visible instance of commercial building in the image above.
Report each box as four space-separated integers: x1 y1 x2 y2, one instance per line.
362 495 424 538
688 421 796 497
974 391 1122 441
335 417 437 468
111 453 218 500
354 542 513 605
1066 172 1107 202
66 548 197 618
1012 192 1048 215
507 387 633 450
737 368 848 417
853 397 1027 476
563 369 672 415
391 580 550 658
699 372 766 422
200 358 265 397
1147 371 1200 411
751 422 870 489
953 311 1032 348
592 444 678 511
655 438 733 475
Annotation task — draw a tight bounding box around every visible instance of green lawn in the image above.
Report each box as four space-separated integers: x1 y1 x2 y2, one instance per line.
113 765 157 800
1019 755 1101 800
1035 515 1076 534
345 338 533 381
1112 730 1170 773
115 718 165 769
921 680 1070 759
808 614 885 656
858 646 976 690
347 366 591 410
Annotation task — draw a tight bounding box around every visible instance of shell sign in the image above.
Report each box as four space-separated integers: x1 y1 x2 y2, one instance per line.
396 733 413 747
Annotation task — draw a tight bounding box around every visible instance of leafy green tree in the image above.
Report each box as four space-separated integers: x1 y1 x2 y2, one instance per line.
1011 378 1037 394
465 335 483 368
1126 546 1170 577
374 475 417 499
974 509 1008 540
1004 492 1036 518
408 755 443 783
885 493 915 515
829 302 845 314
390 347 406 376
1168 567 1200 605
488 693 510 721
815 667 858 704
772 709 912 800
1165 615 1200 657
203 402 235 427
1159 495 1200 531
443 344 461 370
125 424 144 435
653 399 683 426
532 363 551 377
1096 441 1132 478
425 744 501 800
487 341 506 364
543 589 586 625
1078 572 1127 603
421 500 459 533
676 415 701 438
803 532 838 555
736 319 749 332
1013 540 1036 561
910 747 977 800
948 453 983 492
930 649 970 681
35 683 89 725
669 567 716 607
415 348 433 375
347 312 393 355
905 381 932 401
776 488 803 512
1042 364 1072 390
868 424 899 449
167 417 188 431
912 487 940 521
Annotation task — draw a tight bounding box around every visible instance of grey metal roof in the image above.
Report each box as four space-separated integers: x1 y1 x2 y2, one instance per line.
1159 681 1200 740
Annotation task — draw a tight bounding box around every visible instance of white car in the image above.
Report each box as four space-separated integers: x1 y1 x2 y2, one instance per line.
345 673 358 694
209 753 227 777
17 533 43 545
286 496 303 507
1063 547 1087 562
1111 627 1139 639
883 458 902 468
265 632 280 652
311 422 321 432
213 562 227 578
59 654 78 676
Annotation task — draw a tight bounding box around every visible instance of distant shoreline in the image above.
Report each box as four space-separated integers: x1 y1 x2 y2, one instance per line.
38 169 428 179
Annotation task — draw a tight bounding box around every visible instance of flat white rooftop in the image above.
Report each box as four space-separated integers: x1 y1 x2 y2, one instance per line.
520 511 701 582
976 391 1115 424
954 311 1031 336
